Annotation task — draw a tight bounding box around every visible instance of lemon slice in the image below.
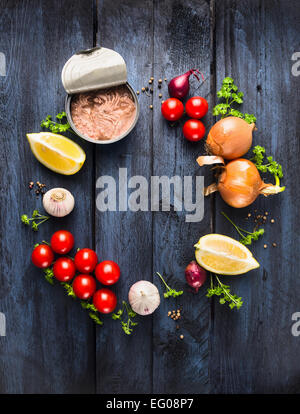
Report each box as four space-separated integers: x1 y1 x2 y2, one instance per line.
195 234 259 275
27 132 86 175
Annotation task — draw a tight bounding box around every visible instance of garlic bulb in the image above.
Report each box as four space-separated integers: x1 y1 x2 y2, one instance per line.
43 188 75 217
128 280 160 316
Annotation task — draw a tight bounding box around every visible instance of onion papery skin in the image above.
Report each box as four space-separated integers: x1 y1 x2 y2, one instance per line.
217 158 267 208
206 117 255 160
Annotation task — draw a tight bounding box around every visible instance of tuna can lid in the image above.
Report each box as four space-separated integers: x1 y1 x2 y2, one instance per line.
61 47 127 94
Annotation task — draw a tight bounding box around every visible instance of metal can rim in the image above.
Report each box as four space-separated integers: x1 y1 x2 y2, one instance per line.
65 82 140 145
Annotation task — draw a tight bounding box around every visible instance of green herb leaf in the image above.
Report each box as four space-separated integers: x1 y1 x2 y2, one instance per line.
21 214 30 225
44 268 54 285
80 302 98 312
88 312 103 325
61 282 76 298
21 210 49 231
221 211 264 246
156 272 183 299
251 145 283 180
213 77 256 123
41 112 74 135
207 275 243 310
112 301 138 335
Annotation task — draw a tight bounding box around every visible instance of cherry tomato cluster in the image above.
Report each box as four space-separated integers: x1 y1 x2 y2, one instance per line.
161 96 208 142
31 230 120 314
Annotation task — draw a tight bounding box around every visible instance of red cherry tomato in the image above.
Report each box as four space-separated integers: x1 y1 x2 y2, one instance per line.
31 244 54 268
93 289 117 314
95 260 121 285
183 119 206 142
185 96 208 119
73 274 96 300
161 98 184 121
53 257 76 282
74 248 98 273
50 230 74 254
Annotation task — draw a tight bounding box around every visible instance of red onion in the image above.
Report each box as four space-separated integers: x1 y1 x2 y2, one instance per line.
185 261 207 292
168 69 204 100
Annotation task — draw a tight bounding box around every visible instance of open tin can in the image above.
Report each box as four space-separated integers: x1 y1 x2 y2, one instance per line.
62 47 140 144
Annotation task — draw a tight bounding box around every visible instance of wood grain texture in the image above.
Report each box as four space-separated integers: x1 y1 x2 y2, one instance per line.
95 0 154 393
0 0 95 393
212 0 300 394
0 0 299 394
151 0 213 394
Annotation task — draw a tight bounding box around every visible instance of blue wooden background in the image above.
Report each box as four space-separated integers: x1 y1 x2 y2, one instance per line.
0 0 299 394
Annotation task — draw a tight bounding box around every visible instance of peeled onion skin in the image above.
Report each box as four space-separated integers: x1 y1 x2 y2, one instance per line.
204 159 285 208
206 117 256 160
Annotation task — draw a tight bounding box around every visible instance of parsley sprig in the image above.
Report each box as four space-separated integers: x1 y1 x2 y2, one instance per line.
221 211 264 246
41 264 103 326
112 301 138 335
156 272 183 298
41 112 75 135
207 275 243 310
44 267 54 285
251 145 284 183
80 302 103 325
21 209 49 231
213 77 256 124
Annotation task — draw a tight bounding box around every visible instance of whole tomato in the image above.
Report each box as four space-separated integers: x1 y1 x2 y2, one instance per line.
95 260 121 285
93 289 117 314
73 274 96 300
74 248 98 273
53 257 76 282
31 244 54 268
50 230 74 254
183 119 206 142
161 98 184 121
185 96 208 119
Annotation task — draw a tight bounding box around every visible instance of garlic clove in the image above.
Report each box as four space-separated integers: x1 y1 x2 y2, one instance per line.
43 188 75 218
128 280 160 316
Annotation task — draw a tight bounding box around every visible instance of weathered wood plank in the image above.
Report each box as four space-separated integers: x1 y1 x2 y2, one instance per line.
95 0 154 393
151 0 213 394
0 0 95 393
212 0 300 393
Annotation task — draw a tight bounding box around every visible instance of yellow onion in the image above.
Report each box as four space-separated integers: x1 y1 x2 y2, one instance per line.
202 158 285 208
206 117 256 160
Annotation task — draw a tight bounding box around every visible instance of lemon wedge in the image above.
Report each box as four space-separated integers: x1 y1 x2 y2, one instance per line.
27 132 86 175
195 234 259 275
